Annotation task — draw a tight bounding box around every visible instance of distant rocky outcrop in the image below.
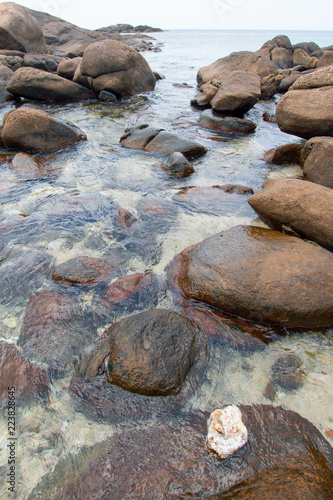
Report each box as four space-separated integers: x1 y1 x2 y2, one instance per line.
96 23 163 34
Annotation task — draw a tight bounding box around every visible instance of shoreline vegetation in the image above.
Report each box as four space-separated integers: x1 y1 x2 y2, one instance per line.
0 2 333 498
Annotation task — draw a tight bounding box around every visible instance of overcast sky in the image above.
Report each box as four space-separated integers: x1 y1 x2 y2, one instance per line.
2 0 333 30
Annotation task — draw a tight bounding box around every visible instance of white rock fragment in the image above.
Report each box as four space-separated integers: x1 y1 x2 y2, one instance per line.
205 405 248 459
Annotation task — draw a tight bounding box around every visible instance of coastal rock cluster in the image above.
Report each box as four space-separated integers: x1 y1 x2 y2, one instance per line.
0 3 333 499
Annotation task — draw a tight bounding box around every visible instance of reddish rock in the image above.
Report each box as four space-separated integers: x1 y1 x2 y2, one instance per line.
104 309 208 396
262 112 276 123
0 341 50 408
178 225 333 328
116 207 137 228
52 256 115 285
248 178 333 249
18 291 97 375
160 151 195 177
263 143 303 165
102 273 155 306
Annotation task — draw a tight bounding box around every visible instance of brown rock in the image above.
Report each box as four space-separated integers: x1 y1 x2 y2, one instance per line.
316 51 333 68
52 256 115 285
279 72 302 92
160 152 195 177
271 47 293 69
178 225 333 327
0 341 50 408
248 178 333 249
261 73 284 98
301 136 333 188
198 109 256 135
1 106 87 153
293 48 311 67
0 2 47 54
120 124 162 149
290 65 333 90
116 207 137 228
263 143 303 165
210 71 261 114
104 309 208 396
80 39 156 97
197 50 277 86
6 67 95 102
262 112 276 123
57 57 82 80
102 273 155 307
28 405 333 499
276 86 333 139
18 291 97 375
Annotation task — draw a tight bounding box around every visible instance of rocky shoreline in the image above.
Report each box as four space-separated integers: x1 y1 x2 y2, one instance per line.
0 2 333 499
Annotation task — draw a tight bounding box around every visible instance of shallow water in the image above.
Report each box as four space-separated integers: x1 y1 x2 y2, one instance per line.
0 29 333 498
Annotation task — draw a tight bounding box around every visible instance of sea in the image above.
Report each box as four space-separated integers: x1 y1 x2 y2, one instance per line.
0 29 333 498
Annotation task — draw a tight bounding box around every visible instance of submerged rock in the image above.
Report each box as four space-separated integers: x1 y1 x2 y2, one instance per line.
105 309 207 396
198 109 256 135
177 225 333 328
52 256 115 285
206 406 248 460
10 152 48 178
0 341 50 409
6 67 95 102
248 178 333 249
120 124 207 159
0 2 47 54
271 353 305 390
1 107 87 153
29 405 333 499
80 39 156 96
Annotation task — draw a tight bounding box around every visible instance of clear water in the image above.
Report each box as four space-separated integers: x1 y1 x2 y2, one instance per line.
0 30 333 498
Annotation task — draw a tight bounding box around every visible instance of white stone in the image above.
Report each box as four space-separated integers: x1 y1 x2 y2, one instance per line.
205 405 248 459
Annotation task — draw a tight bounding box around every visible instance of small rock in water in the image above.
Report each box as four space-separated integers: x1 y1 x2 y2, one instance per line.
206 405 248 459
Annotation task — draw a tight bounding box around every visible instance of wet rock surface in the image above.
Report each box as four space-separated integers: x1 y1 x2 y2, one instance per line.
248 178 333 249
198 109 257 135
0 341 50 408
173 185 254 216
29 405 333 499
210 70 261 114
10 152 51 178
6 67 95 102
1 106 87 153
263 142 303 165
18 291 98 376
160 151 194 177
271 353 305 390
52 256 115 285
120 124 208 158
177 225 333 328
104 309 207 396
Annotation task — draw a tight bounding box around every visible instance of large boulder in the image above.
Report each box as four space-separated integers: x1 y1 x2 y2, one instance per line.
57 57 82 80
197 50 277 86
6 67 94 102
120 124 207 159
177 225 333 328
0 62 13 102
270 47 293 69
1 106 87 153
103 309 207 396
290 65 333 90
276 86 333 139
79 39 156 96
209 70 261 114
248 178 333 249
301 136 333 188
0 2 47 54
316 51 333 68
